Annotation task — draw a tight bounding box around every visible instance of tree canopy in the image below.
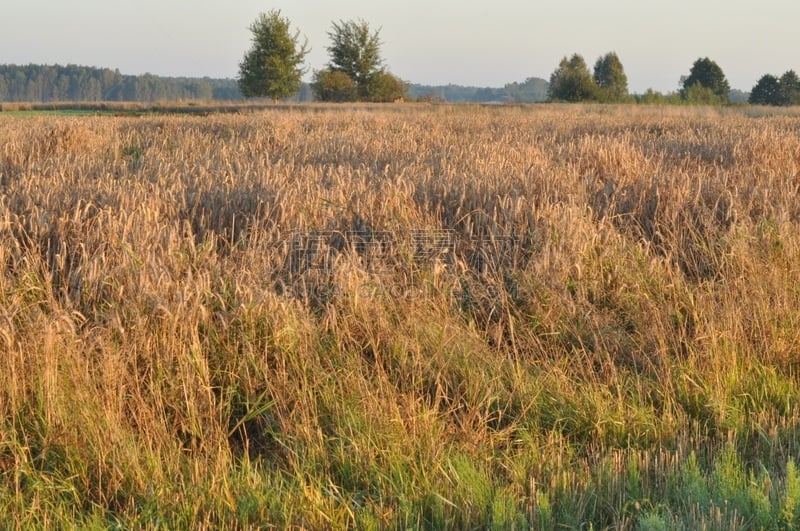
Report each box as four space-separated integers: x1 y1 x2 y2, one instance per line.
365 71 407 102
238 10 309 101
326 20 382 95
749 74 782 105
547 52 628 103
593 52 628 102
779 70 800 105
311 70 357 102
749 70 800 106
548 54 598 102
681 57 730 104
313 19 405 102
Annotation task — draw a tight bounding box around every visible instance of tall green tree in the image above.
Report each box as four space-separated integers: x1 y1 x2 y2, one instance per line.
681 57 730 104
749 74 782 105
779 70 800 106
548 54 598 102
326 19 383 98
593 52 628 102
313 19 405 102
238 10 309 101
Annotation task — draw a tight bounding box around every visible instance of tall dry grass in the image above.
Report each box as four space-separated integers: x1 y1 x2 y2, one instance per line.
1 104 800 527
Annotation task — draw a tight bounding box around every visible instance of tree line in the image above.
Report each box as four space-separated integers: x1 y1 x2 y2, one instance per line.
238 11 406 103
547 55 734 104
546 53 800 106
4 10 799 107
238 10 557 103
241 10 796 106
407 77 549 103
0 62 549 105
0 64 242 103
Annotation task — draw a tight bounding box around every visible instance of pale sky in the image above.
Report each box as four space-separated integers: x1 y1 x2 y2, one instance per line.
2 0 797 93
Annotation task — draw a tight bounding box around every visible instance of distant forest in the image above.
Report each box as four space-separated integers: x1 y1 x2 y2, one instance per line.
0 63 551 104
0 64 243 102
408 77 549 103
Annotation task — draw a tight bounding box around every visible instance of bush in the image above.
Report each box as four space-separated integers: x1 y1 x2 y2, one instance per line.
311 69 358 102
366 71 407 102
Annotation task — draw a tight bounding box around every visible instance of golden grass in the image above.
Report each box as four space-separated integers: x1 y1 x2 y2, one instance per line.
1 104 800 527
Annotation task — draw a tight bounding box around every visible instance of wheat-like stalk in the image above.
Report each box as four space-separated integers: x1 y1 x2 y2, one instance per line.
1 104 800 527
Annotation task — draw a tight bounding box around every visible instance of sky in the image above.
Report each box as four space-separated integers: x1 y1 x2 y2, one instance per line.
2 0 798 93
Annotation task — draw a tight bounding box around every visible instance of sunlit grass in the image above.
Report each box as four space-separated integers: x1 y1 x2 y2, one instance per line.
1 104 800 527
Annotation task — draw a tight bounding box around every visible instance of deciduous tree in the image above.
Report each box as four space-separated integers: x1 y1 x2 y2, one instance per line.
779 70 800 106
548 54 598 102
238 10 309 101
593 52 628 102
681 57 730 104
327 19 383 99
314 19 405 102
749 74 782 105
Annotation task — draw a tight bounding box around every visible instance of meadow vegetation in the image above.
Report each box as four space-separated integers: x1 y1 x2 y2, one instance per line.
1 104 800 528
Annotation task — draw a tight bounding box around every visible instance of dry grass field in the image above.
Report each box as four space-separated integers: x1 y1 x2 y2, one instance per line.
2 103 800 528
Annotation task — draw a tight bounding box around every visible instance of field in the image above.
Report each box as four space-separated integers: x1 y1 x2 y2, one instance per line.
1 103 800 528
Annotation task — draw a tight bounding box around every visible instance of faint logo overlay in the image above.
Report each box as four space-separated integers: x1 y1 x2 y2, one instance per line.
270 228 525 302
